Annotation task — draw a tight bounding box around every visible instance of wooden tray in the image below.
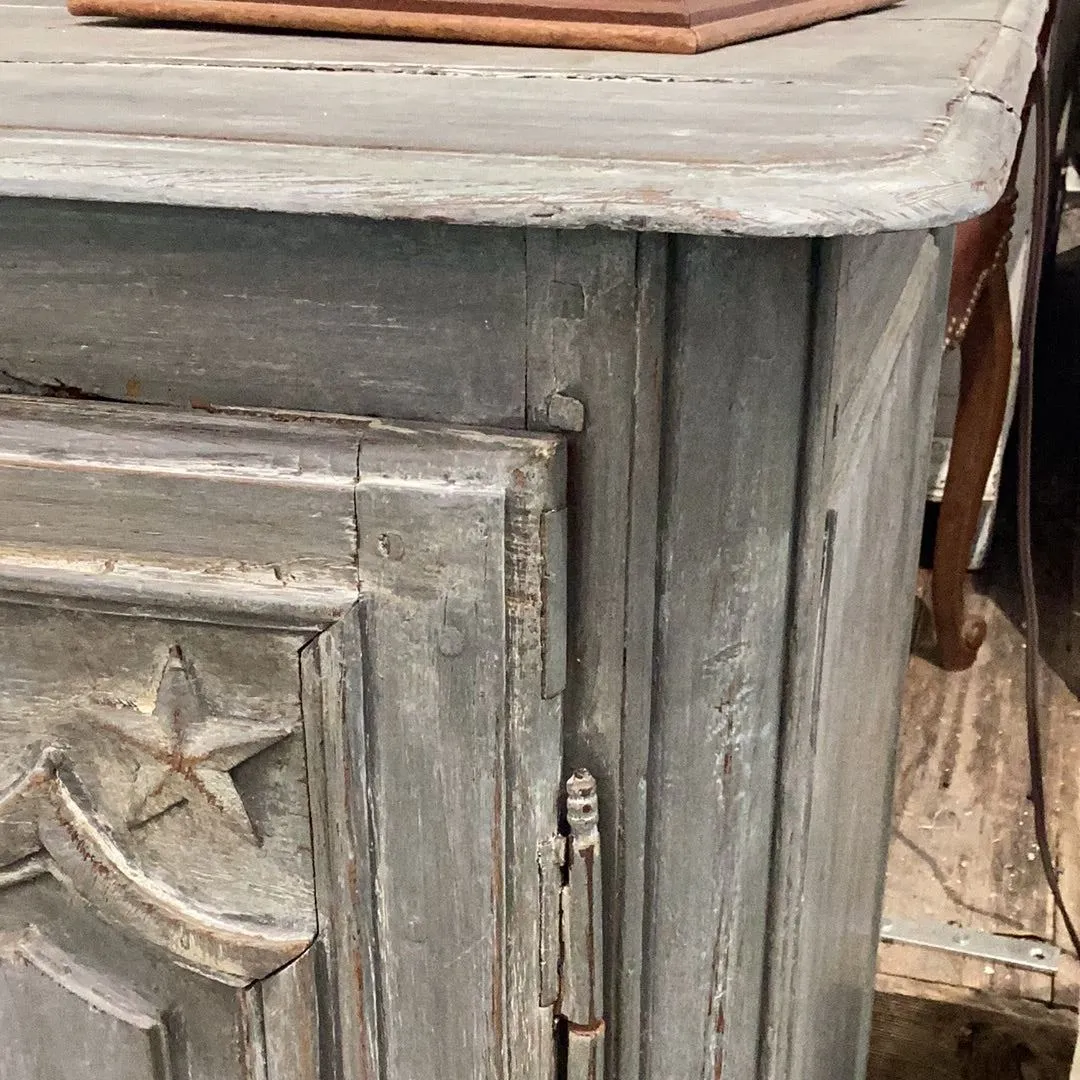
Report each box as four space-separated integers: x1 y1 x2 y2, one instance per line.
67 0 895 54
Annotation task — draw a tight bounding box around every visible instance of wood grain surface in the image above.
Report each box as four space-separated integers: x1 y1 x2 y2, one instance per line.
0 396 568 1080
868 977 1076 1080
0 0 1045 235
65 0 894 53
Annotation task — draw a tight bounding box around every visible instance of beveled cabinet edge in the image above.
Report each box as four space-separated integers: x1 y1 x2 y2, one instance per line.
0 395 565 630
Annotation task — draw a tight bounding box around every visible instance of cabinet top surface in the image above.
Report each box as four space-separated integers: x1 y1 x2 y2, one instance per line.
0 0 1044 235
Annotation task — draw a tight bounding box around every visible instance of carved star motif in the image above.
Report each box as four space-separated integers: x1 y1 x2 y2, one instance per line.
89 645 294 844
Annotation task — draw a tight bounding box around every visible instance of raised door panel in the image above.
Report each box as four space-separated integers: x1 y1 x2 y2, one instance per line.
0 396 565 1080
0 906 320 1080
0 611 315 973
0 611 321 1078
1 930 174 1080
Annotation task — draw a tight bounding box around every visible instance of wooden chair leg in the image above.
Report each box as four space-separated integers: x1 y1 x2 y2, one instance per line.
932 259 1015 670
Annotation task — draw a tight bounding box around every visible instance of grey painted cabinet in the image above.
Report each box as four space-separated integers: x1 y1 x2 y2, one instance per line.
0 212 947 1080
0 0 1041 1076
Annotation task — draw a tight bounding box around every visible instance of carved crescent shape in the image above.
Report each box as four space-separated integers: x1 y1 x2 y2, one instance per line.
2 750 311 985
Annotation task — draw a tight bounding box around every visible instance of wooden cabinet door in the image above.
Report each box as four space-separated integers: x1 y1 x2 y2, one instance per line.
0 397 566 1080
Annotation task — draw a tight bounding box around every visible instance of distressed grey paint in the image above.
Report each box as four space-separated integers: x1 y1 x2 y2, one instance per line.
762 231 953 1080
0 400 565 1080
0 0 1043 1065
641 236 813 1080
0 214 965 1080
0 0 1044 235
0 198 972 1080
0 200 527 426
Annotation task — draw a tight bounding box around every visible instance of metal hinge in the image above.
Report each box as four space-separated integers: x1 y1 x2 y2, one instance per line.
539 769 605 1080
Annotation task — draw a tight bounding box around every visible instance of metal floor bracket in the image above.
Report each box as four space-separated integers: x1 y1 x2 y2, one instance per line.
880 915 1061 974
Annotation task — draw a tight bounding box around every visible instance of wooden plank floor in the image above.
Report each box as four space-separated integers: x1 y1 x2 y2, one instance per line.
868 205 1080 1077
869 976 1078 1079
878 567 1080 1005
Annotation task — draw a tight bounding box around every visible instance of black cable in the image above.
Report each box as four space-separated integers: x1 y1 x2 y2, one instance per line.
1017 46 1080 962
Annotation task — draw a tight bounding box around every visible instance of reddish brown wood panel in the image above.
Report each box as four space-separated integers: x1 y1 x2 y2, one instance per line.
67 0 893 53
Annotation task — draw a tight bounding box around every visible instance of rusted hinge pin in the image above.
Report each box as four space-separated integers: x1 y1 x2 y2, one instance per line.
561 769 604 1080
